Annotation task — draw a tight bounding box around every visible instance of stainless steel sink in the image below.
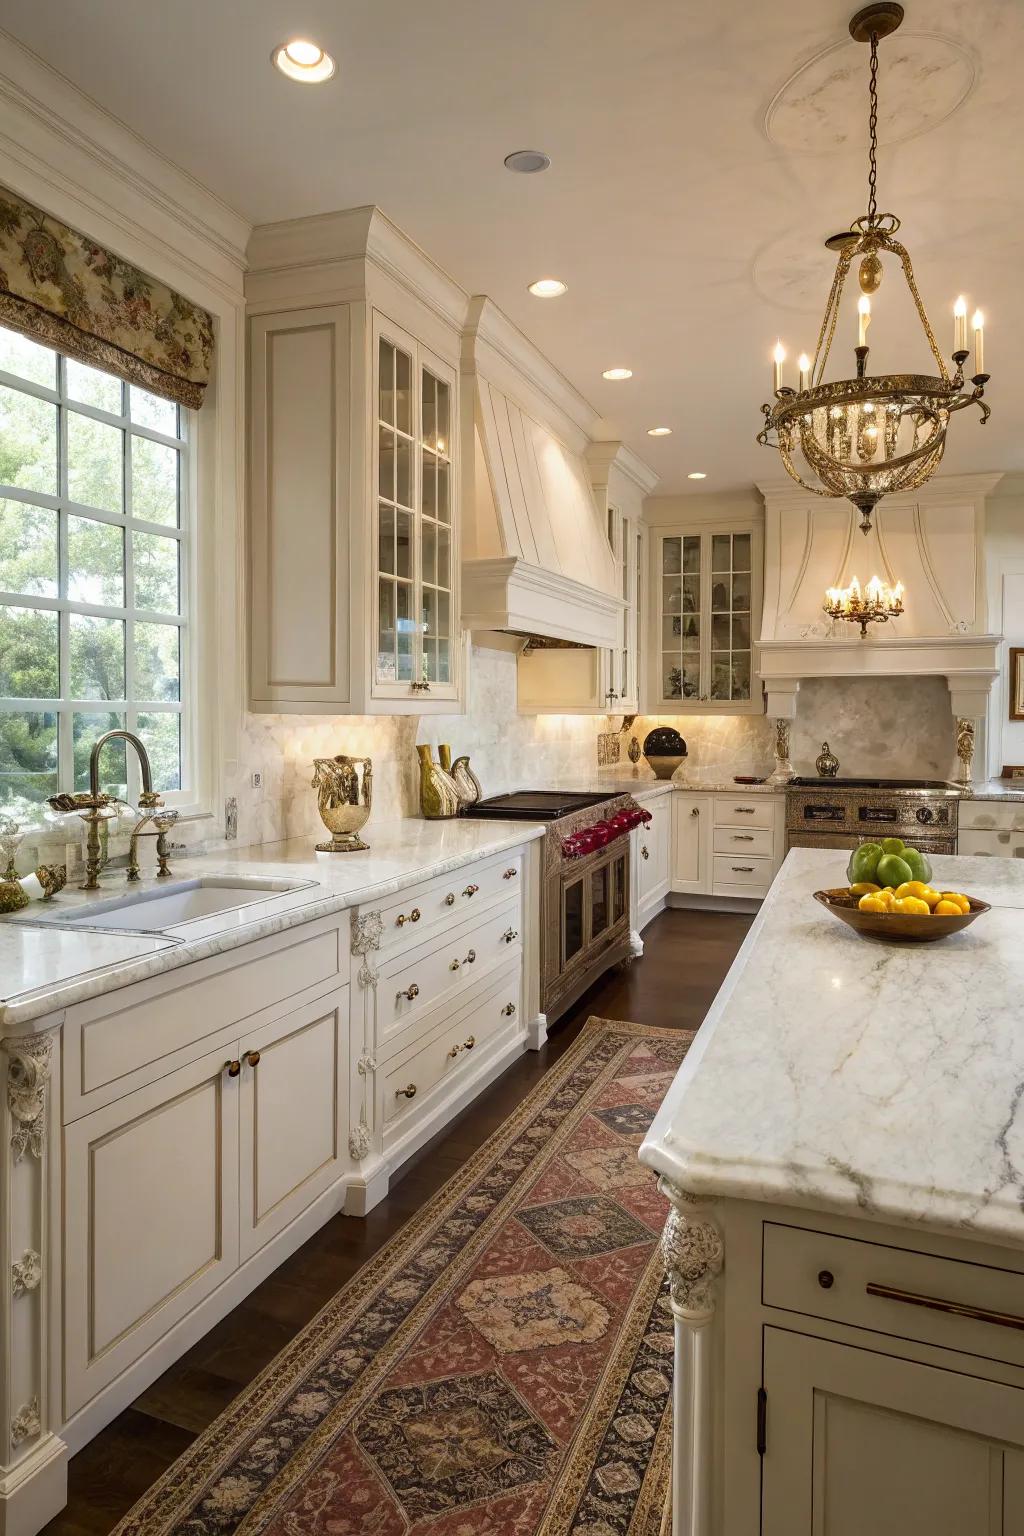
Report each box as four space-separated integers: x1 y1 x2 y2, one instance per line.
42 875 317 933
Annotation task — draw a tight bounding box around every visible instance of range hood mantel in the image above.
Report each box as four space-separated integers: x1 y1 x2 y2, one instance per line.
460 296 641 650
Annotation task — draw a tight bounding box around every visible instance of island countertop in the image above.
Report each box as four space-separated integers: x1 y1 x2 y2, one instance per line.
640 846 1024 1249
0 817 546 1035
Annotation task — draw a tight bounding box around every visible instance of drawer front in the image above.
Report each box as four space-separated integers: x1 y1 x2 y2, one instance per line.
763 1221 1024 1370
713 824 774 857
960 800 1024 832
68 920 342 1114
713 795 775 829
375 851 523 958
378 898 521 1052
713 853 772 893
383 964 522 1136
959 828 1024 858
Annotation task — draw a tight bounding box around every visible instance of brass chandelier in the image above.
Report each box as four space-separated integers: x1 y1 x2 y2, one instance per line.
757 2 991 534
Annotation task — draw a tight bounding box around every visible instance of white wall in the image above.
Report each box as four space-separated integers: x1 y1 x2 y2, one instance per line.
985 476 1024 777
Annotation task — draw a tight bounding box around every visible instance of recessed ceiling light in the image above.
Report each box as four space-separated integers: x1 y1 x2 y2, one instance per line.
272 39 336 83
504 149 551 174
602 367 633 381
647 426 672 437
687 471 707 480
528 278 567 298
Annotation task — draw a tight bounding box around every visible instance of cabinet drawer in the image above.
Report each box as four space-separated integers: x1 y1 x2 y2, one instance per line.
377 899 521 1053
763 1221 1024 1370
374 852 523 958
713 795 775 829
713 824 773 857
959 800 1024 832
959 828 1024 858
383 964 522 1139
713 853 772 893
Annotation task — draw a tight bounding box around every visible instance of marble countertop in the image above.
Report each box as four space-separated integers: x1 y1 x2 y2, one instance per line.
640 845 1024 1248
967 779 1024 802
0 817 546 1035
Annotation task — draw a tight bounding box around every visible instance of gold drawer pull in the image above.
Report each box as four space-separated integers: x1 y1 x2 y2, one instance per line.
732 834 755 841
732 865 755 873
501 1001 517 1017
866 1282 1024 1332
396 907 421 927
397 982 420 1001
449 948 477 971
444 892 455 906
734 806 756 814
640 845 649 860
225 1058 241 1078
463 883 480 897
245 1049 261 1068
502 927 518 943
395 1083 417 1100
447 1034 477 1059
503 867 518 879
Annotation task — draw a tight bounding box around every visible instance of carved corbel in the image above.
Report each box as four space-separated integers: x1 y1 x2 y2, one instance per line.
11 1397 40 1447
349 912 383 1160
658 1177 724 1320
350 909 383 990
4 1034 54 1162
12 1249 42 1297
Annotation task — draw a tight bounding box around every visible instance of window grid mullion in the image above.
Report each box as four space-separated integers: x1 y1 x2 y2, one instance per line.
56 357 72 790
122 376 140 806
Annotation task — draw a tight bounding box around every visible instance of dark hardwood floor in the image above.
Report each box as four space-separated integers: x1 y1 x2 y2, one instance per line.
46 905 752 1536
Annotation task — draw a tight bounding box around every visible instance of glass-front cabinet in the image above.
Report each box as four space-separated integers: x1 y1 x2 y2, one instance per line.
649 521 762 713
374 315 459 702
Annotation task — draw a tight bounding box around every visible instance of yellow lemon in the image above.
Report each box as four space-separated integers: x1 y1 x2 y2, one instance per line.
850 882 882 896
876 888 896 908
858 894 888 913
895 880 930 901
921 888 942 908
892 896 931 916
939 891 971 914
934 899 963 916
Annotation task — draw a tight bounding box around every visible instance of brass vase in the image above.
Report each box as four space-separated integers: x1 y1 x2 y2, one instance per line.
311 756 372 852
417 745 461 819
451 754 483 805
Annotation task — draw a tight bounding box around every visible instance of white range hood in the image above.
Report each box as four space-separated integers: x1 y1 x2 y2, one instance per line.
758 474 1003 721
460 297 625 648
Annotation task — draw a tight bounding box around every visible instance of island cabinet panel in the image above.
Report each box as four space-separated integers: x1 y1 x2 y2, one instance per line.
64 1045 240 1418
238 988 348 1263
761 1328 1024 1535
671 793 712 892
636 794 671 929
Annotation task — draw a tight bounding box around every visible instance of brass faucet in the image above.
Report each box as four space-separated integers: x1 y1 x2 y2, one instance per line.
49 729 171 891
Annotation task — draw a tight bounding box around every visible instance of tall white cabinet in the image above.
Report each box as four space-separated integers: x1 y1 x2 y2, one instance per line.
246 208 467 714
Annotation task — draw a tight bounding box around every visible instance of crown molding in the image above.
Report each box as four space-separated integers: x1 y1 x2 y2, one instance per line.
0 30 248 303
586 440 659 495
756 471 1005 510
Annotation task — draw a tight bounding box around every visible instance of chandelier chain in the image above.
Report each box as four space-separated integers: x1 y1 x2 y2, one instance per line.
867 31 879 221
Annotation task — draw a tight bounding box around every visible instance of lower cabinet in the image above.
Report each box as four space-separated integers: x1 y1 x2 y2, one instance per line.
637 794 671 929
762 1327 1024 1535
64 984 349 1418
670 790 785 903
671 793 712 891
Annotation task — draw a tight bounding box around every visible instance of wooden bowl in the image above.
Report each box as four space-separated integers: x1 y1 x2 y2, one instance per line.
813 888 991 944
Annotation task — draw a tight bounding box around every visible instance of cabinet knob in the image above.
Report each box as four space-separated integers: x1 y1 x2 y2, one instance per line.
502 927 518 943
397 982 420 1001
245 1049 261 1068
641 844 650 860
463 883 479 897
818 1270 835 1290
225 1059 241 1078
444 892 455 906
503 867 518 879
501 1001 517 1017
690 807 700 818
447 1034 477 1059
395 1083 417 1100
396 907 421 927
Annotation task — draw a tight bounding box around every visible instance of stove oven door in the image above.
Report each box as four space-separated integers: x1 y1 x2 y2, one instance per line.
547 841 630 1020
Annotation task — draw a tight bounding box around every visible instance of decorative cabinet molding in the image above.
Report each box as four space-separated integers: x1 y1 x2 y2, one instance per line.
247 210 466 715
11 1249 42 1297
5 1033 54 1161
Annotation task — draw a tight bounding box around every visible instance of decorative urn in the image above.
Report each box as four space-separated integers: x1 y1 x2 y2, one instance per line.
311 756 372 852
643 727 688 780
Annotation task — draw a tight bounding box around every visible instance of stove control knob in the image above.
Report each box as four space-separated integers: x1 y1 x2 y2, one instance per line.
916 806 935 824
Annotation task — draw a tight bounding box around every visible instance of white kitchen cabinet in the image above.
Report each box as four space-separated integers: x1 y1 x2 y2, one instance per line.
64 1044 241 1417
247 209 465 714
636 793 671 929
238 990 349 1262
671 793 712 892
958 797 1024 856
762 1328 1024 1535
648 519 763 714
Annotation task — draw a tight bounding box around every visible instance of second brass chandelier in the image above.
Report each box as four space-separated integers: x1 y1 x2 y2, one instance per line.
757 3 992 533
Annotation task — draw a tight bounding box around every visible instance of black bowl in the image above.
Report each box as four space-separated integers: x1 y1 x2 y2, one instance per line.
643 727 687 758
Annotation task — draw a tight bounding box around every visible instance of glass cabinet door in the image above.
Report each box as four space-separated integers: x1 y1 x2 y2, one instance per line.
377 334 415 685
419 365 453 687
660 533 702 701
657 528 755 707
709 531 752 701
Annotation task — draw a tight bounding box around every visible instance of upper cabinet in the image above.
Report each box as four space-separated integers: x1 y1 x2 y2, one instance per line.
646 504 765 714
247 208 467 714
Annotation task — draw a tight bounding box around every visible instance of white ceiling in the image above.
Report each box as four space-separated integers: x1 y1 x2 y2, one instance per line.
2 0 1021 494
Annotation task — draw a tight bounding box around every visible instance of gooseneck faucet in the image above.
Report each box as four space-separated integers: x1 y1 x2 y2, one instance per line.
90 728 159 804
46 730 174 891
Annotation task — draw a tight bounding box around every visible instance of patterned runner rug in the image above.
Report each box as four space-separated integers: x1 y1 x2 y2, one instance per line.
114 1018 691 1536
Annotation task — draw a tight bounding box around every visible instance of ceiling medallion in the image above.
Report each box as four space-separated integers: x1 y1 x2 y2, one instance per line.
757 4 991 534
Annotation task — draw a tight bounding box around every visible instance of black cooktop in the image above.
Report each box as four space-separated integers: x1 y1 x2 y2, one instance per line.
789 778 955 791
463 790 618 822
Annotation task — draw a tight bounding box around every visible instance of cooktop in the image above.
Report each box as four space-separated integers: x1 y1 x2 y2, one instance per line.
788 778 957 791
463 790 619 822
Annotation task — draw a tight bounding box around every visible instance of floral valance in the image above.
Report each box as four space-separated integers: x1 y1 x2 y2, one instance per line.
0 185 214 410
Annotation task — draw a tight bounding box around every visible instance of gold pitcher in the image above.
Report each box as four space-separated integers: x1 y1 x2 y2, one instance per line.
451 754 483 805
311 756 372 852
417 745 461 819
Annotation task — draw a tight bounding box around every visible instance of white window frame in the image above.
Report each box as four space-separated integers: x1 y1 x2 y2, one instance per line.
0 341 193 809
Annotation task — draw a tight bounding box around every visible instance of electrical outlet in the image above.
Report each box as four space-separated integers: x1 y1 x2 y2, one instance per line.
250 769 263 791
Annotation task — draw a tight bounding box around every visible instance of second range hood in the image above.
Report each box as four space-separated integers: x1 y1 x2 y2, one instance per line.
460 297 625 648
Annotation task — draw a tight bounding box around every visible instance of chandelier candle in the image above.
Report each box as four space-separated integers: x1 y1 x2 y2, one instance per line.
823 573 905 638
972 310 985 376
798 353 811 390
773 340 785 392
757 4 993 534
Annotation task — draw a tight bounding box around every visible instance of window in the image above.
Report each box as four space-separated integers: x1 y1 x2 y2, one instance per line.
0 325 189 811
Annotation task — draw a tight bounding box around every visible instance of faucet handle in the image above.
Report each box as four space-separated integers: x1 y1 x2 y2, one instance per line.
138 790 164 810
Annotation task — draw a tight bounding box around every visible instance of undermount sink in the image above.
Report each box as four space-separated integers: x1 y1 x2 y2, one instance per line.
49 876 316 933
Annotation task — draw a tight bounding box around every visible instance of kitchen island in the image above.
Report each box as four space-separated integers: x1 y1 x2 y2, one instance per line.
641 846 1024 1536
